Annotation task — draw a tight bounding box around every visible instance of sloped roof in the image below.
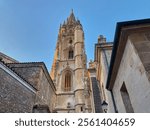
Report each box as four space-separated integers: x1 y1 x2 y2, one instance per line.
0 52 18 63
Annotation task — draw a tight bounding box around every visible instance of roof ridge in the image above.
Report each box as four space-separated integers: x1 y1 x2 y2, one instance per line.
6 61 44 64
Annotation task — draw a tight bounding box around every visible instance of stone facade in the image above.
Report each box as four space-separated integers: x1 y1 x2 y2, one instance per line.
7 62 56 112
0 60 56 112
0 62 36 112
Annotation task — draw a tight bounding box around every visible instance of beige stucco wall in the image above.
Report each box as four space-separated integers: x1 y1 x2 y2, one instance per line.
113 38 150 112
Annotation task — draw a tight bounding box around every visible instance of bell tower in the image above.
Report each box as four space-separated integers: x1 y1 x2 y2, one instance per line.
50 10 92 113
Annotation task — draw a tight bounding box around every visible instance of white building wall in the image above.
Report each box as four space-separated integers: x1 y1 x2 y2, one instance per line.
113 39 150 112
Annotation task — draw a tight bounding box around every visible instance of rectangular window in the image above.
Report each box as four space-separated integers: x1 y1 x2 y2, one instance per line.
120 82 134 113
68 50 74 59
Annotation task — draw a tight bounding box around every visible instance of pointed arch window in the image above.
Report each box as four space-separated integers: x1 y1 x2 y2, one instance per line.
68 49 74 59
64 71 71 91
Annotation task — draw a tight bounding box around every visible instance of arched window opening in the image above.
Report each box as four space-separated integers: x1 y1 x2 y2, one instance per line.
64 71 71 91
68 49 74 59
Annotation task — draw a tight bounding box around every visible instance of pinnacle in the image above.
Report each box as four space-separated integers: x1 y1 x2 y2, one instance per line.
71 9 73 14
60 10 82 27
67 9 76 24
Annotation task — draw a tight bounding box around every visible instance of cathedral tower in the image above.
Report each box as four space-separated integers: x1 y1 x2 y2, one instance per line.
50 10 92 113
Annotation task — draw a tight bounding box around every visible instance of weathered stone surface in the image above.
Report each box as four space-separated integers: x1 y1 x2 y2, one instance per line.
0 68 35 112
7 62 56 112
7 63 41 90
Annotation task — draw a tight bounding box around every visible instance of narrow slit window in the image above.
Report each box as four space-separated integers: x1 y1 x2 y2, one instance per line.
64 71 71 91
120 82 134 113
68 50 74 59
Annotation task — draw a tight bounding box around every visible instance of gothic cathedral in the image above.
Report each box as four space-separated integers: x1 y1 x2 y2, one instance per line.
50 11 92 113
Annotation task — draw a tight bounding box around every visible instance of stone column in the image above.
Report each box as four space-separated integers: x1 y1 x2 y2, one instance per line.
74 25 85 112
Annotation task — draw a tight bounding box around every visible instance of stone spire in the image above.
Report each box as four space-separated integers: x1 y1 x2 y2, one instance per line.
67 9 76 24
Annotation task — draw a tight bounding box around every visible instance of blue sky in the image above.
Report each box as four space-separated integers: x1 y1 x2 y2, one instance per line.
0 0 150 71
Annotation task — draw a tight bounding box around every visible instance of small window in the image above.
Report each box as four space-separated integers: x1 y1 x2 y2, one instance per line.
68 50 74 59
120 82 134 113
81 106 83 112
69 39 72 44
